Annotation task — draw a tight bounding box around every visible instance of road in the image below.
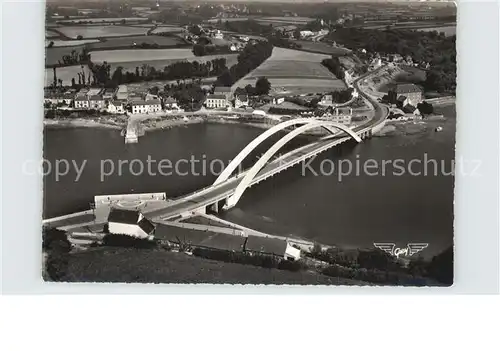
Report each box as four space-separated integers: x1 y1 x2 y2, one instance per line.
43 66 389 227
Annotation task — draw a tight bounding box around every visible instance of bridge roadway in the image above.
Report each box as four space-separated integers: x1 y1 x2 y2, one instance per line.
43 66 389 228
143 68 389 220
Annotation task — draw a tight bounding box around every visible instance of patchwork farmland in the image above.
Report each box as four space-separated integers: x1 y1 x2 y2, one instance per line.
232 47 346 95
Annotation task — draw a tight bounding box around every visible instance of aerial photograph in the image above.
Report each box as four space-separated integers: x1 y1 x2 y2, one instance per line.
42 0 457 286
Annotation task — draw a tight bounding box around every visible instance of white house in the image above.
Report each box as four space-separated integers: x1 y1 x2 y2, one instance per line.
300 30 314 38
74 96 90 109
107 208 156 239
107 100 125 114
131 99 162 114
205 94 228 109
214 29 223 39
89 95 106 110
318 107 352 126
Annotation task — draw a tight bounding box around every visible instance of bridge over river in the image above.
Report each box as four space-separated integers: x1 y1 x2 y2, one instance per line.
43 67 389 230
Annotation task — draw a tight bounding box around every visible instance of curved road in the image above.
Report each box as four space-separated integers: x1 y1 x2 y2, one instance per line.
43 66 390 227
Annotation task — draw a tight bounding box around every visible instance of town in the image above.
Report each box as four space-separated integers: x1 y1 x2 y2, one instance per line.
42 0 456 286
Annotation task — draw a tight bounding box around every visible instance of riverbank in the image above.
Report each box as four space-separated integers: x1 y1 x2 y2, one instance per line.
43 118 124 130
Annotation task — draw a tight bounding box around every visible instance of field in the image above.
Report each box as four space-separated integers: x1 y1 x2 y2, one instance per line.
295 40 351 56
256 16 315 25
45 39 100 47
233 47 346 95
151 26 185 34
45 65 92 87
87 35 185 49
55 25 149 39
91 49 239 72
60 247 364 285
46 29 60 38
46 47 85 66
57 17 150 24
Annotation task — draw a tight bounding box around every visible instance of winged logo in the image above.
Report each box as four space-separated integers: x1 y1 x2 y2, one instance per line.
407 243 429 256
373 243 395 256
374 242 429 258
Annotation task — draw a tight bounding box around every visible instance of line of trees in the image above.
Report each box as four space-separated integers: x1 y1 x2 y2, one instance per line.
52 47 91 66
321 56 345 80
234 76 271 96
87 58 228 87
215 40 273 87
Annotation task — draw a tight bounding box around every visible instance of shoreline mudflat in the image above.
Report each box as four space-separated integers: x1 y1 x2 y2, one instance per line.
43 118 124 130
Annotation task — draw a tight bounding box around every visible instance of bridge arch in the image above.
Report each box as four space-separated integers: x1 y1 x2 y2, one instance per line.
213 118 353 186
224 120 361 209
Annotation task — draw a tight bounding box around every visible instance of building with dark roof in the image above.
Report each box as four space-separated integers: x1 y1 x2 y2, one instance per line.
391 83 423 106
214 86 233 99
107 208 155 238
244 236 301 261
154 223 246 252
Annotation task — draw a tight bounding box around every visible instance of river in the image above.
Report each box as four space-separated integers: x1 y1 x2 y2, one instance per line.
43 105 455 257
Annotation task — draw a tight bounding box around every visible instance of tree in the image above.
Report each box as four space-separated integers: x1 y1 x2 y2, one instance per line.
71 77 76 87
255 76 271 95
417 101 434 116
76 35 83 40
293 29 301 39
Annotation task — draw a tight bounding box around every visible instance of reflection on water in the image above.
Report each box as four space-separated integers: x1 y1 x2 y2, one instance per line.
44 105 455 256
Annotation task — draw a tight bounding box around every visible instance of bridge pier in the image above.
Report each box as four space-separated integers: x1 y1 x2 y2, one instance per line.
207 198 229 214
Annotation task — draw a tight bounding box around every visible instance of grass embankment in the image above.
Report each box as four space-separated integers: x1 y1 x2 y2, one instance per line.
61 247 367 285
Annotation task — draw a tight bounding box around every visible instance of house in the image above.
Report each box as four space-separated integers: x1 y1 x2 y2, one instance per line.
214 86 233 99
272 97 285 105
234 94 249 108
214 29 223 39
44 91 74 106
392 83 423 106
89 95 106 110
107 208 156 239
244 235 301 261
107 100 125 114
205 94 228 109
396 95 408 108
300 30 314 38
319 94 334 107
74 95 90 109
318 107 352 126
163 97 180 110
102 88 117 100
131 99 162 114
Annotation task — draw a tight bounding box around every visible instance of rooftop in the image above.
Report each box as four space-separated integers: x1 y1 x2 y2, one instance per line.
214 86 232 93
207 94 227 100
131 99 161 106
108 208 140 225
394 83 422 94
244 236 287 256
